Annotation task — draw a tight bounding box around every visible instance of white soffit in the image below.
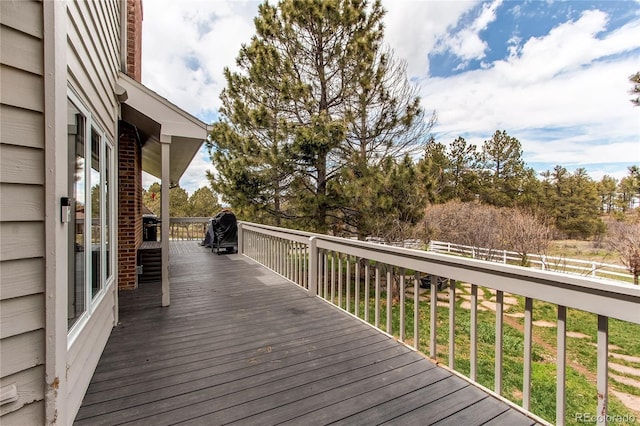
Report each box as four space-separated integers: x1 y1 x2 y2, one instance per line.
117 72 211 183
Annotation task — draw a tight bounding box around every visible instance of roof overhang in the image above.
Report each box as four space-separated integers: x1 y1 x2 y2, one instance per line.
117 72 212 185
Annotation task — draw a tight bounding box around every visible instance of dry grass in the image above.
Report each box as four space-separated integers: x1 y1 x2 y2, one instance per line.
547 239 623 266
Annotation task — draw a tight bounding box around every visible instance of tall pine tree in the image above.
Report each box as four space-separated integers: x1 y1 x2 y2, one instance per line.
209 0 429 233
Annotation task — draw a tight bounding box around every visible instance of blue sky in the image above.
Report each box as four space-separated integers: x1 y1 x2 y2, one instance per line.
141 0 640 195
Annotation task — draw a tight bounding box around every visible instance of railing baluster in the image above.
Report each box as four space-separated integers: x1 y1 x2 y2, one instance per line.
430 275 437 359
346 256 351 313
523 297 533 411
355 258 360 318
308 236 317 297
495 290 504 395
414 271 419 350
338 254 343 308
300 243 304 287
597 315 608 425
449 279 455 369
364 261 370 322
399 268 405 343
470 284 478 381
386 265 392 335
323 250 329 300
331 252 336 304
375 264 381 328
557 305 567 425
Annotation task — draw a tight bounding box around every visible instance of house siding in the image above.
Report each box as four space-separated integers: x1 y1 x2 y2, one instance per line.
0 0 46 420
65 0 121 421
2 0 123 422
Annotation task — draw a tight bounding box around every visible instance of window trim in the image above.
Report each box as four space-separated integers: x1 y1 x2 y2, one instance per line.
67 89 115 346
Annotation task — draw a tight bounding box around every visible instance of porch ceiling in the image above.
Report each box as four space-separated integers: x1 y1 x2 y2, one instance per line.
117 72 212 185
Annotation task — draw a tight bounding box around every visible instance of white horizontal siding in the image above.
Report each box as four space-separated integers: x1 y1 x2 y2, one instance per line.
0 105 43 149
0 24 43 75
0 258 44 300
0 365 44 417
0 0 43 38
0 144 44 185
0 65 43 112
0 1 46 424
67 0 119 141
0 399 43 424
0 330 44 378
0 294 45 339
0 222 45 261
0 183 44 222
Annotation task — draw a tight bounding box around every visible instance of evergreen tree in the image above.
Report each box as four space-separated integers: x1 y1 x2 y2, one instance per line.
478 130 530 207
143 182 161 215
541 166 602 238
210 0 429 233
448 136 480 201
417 139 451 204
189 187 222 217
597 175 618 214
169 186 190 218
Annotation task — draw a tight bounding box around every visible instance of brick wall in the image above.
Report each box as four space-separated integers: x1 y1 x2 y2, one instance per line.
118 121 142 290
126 0 143 82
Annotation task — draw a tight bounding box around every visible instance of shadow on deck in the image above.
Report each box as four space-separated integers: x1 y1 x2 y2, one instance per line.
75 241 541 425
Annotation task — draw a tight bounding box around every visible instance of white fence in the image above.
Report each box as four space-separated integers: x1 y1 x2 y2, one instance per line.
238 221 640 426
429 240 632 282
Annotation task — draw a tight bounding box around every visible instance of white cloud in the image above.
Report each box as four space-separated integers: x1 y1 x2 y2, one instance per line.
177 147 215 195
431 0 503 66
142 0 258 119
383 0 478 77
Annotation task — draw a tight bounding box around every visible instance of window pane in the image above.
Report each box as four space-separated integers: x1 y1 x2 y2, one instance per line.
68 100 86 329
91 128 102 299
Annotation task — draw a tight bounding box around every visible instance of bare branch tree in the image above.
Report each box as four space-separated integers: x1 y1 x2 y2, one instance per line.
606 220 640 284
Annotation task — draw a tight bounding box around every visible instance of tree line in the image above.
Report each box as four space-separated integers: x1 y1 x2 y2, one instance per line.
204 0 638 236
143 183 221 218
194 0 639 282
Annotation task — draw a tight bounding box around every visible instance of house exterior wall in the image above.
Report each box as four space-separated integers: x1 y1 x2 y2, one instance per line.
65 0 121 420
1 0 122 423
0 0 47 422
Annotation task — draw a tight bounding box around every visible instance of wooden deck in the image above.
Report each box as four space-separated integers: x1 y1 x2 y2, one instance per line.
75 241 541 425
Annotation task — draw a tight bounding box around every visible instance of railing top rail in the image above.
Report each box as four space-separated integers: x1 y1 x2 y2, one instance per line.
240 221 640 324
169 217 211 223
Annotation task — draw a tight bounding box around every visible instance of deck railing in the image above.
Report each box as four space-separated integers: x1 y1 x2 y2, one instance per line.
238 221 640 426
168 217 209 241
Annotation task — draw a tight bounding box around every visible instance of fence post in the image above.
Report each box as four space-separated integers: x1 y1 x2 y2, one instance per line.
237 222 243 255
592 262 597 277
308 236 318 297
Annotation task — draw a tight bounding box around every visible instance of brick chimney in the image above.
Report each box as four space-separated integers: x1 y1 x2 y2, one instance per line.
126 0 143 82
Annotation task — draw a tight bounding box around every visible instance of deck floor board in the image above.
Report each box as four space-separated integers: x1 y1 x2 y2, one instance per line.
75 241 540 425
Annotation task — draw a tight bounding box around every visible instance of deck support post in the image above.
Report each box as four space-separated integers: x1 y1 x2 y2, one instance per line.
308 236 318 297
160 134 171 307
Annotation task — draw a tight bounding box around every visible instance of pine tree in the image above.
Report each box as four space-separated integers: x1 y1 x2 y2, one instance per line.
478 130 529 207
210 0 429 233
189 187 222 217
541 166 603 238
